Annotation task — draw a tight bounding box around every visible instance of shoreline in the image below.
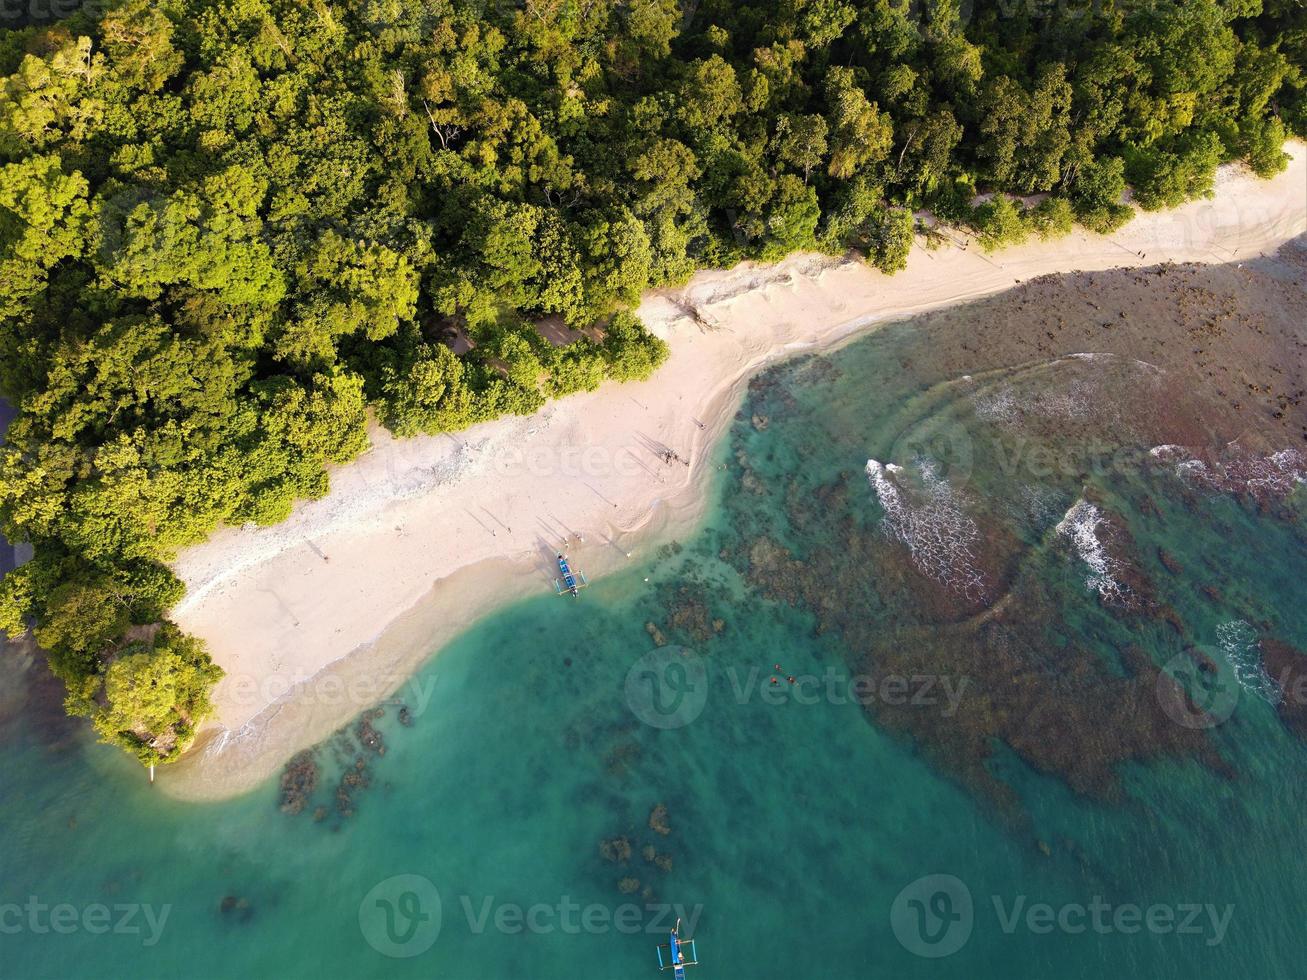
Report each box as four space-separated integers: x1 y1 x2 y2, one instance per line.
161 146 1307 801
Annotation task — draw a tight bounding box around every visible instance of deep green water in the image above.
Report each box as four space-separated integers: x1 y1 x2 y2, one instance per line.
4 317 1307 979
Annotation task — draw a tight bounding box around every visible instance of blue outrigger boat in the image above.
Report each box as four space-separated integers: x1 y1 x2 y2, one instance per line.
655 918 699 978
553 553 589 597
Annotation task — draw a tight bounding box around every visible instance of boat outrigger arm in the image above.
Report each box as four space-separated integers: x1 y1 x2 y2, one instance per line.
656 917 699 978
553 553 589 597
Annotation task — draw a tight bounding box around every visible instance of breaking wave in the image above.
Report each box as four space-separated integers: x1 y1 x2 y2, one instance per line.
1152 446 1307 502
971 353 1158 428
1054 498 1132 606
1217 619 1280 704
865 458 986 600
972 379 1094 426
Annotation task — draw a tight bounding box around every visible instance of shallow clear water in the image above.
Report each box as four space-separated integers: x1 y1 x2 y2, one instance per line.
3 314 1306 979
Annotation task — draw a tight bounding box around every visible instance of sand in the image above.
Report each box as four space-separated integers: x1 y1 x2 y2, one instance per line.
161 145 1307 800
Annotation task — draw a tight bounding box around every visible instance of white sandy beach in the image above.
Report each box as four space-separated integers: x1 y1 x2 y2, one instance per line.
162 146 1307 799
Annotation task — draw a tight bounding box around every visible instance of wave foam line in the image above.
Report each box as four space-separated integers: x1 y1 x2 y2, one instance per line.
866 458 986 600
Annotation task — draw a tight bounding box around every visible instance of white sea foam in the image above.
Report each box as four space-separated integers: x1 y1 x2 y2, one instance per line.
865 457 986 599
1159 446 1305 500
973 386 1019 424
1149 444 1185 459
1217 619 1280 704
972 354 1139 428
972 380 1094 424
1031 379 1094 422
1054 498 1131 606
1240 449 1307 496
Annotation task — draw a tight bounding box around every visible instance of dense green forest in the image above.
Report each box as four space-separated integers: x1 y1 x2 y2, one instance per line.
0 0 1302 764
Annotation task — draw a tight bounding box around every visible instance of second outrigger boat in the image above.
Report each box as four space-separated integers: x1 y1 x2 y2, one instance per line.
554 553 589 597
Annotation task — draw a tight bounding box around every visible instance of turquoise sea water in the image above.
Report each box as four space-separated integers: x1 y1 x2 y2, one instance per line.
4 313 1307 979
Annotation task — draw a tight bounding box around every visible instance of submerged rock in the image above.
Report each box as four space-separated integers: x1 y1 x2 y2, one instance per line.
664 588 720 644
605 740 642 776
356 710 385 755
1157 548 1184 575
649 804 671 836
1261 638 1307 738
336 784 354 820
599 836 632 863
278 751 318 815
